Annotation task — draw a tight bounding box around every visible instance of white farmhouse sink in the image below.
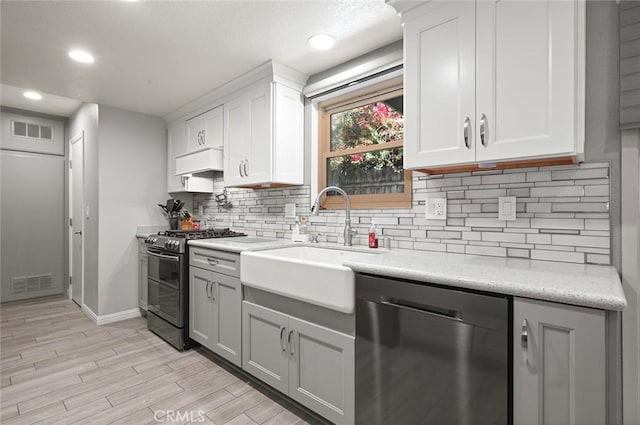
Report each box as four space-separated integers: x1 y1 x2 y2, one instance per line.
241 245 379 314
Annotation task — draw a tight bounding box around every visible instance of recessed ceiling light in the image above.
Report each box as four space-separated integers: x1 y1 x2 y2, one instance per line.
307 34 336 50
68 49 95 64
23 91 43 100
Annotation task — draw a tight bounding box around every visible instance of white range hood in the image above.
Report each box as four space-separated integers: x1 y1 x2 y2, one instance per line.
175 146 223 175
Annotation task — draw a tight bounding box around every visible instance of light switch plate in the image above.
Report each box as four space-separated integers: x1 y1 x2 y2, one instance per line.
285 203 297 218
498 196 517 221
425 197 447 220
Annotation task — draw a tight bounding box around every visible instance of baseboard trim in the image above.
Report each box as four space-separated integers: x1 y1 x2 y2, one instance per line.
81 305 141 326
96 308 141 326
81 304 98 323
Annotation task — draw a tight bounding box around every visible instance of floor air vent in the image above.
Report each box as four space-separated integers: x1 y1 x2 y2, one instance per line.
11 274 54 294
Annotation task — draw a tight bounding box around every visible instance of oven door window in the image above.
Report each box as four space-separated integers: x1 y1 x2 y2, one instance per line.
147 250 181 287
148 277 183 327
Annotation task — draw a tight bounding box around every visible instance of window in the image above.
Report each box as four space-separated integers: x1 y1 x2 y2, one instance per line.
318 77 411 209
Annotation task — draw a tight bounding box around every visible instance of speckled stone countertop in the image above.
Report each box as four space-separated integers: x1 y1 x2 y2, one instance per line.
188 237 294 253
344 250 626 311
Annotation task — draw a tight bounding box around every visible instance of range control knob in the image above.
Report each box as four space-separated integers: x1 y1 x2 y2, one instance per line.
165 241 171 249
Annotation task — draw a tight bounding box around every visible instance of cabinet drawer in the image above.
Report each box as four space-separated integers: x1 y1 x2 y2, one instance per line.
189 247 240 277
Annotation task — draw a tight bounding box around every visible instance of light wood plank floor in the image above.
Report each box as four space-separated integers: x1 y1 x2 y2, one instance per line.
0 297 327 425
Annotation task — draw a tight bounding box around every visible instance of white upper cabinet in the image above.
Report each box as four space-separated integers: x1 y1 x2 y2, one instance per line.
404 1 476 169
224 72 306 188
397 0 585 170
164 60 307 188
167 120 189 193
186 105 224 151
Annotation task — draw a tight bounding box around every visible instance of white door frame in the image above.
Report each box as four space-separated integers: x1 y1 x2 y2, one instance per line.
69 132 85 306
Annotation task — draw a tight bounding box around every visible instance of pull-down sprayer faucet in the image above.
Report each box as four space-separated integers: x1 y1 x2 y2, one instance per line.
310 186 356 246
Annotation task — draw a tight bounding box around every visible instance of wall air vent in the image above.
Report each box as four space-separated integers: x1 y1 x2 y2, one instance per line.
11 120 53 140
10 274 53 294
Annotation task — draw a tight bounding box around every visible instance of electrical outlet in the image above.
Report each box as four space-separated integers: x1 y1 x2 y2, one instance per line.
425 197 447 220
285 203 297 218
498 196 517 221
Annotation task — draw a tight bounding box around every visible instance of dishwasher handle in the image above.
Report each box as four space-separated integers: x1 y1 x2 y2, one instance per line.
382 300 463 322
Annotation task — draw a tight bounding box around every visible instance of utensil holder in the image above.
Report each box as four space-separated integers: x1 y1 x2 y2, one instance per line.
169 213 180 230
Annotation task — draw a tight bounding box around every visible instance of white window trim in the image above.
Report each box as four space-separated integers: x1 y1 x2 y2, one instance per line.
309 68 404 207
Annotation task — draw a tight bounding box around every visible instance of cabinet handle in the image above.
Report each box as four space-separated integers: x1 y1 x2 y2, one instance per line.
238 161 244 177
206 258 219 266
521 319 529 365
205 281 211 299
463 117 472 149
211 282 217 301
243 161 248 177
280 327 286 352
480 113 488 147
288 330 294 356
201 129 205 145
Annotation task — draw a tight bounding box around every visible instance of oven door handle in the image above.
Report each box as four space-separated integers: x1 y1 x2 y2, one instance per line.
147 250 181 262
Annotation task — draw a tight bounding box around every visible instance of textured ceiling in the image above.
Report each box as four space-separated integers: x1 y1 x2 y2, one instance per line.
1 0 402 117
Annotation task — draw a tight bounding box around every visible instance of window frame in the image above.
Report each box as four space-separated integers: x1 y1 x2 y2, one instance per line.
317 77 411 210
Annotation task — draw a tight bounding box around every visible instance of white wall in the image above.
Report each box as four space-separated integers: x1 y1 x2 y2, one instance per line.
97 105 167 316
69 103 99 313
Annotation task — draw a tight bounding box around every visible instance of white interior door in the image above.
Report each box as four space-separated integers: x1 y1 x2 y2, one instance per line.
70 133 84 306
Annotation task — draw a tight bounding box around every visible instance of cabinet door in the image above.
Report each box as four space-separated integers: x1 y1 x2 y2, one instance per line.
242 301 289 394
513 298 606 425
167 121 188 193
189 267 214 348
224 97 248 187
272 83 304 185
244 83 272 185
203 106 224 149
288 316 355 425
403 1 476 168
186 116 205 151
476 1 583 162
211 272 241 367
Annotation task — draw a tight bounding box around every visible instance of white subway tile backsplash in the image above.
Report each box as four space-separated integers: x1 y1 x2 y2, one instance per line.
530 186 585 197
551 235 610 248
507 248 530 258
551 168 609 181
196 162 610 266
482 232 526 243
531 218 584 229
526 171 552 182
531 250 585 263
481 173 526 184
466 245 507 257
465 188 507 199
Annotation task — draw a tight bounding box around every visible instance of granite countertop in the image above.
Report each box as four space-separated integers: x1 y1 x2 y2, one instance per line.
343 250 627 311
188 237 295 253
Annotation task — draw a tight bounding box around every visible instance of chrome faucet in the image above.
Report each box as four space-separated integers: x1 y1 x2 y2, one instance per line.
310 186 356 246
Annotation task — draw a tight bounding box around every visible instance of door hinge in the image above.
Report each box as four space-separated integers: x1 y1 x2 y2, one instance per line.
69 160 72 169
69 276 72 286
69 218 72 226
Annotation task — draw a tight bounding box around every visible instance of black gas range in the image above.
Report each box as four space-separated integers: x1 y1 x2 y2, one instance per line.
144 228 246 350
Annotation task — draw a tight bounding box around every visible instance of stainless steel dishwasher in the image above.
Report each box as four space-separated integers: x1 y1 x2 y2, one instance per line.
355 273 511 425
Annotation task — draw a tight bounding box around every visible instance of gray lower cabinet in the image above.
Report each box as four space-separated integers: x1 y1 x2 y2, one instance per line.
189 264 242 367
242 301 355 425
137 238 148 311
513 297 606 425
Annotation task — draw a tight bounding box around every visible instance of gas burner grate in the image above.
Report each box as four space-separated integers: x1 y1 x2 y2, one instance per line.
159 228 247 240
